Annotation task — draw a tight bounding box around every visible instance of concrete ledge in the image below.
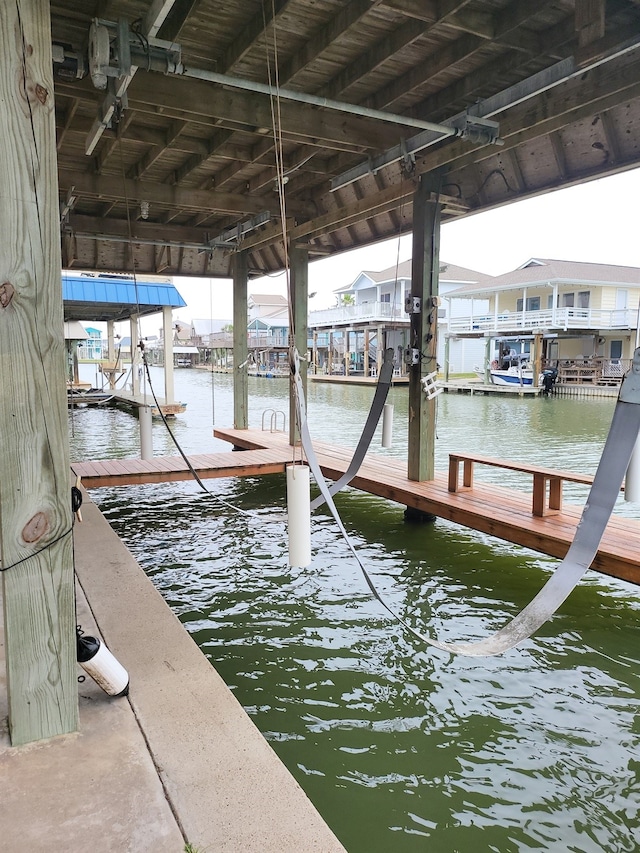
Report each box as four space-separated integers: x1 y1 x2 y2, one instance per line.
0 492 344 852
72 493 345 852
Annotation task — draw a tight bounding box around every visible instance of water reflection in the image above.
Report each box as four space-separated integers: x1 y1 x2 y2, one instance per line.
75 367 640 853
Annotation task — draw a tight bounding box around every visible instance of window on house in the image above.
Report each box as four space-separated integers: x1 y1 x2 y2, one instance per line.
577 291 590 308
562 293 575 307
547 294 554 309
611 340 623 359
516 297 541 311
380 293 390 303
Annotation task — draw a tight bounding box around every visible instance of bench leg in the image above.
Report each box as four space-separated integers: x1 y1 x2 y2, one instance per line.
463 459 474 489
548 477 563 512
532 474 547 517
448 458 460 492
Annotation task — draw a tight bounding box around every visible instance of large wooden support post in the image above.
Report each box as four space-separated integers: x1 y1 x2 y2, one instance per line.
0 0 78 745
408 174 442 482
162 305 175 403
289 246 309 445
233 251 248 430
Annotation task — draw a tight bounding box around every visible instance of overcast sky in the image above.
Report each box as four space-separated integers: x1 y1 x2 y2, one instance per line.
157 166 640 331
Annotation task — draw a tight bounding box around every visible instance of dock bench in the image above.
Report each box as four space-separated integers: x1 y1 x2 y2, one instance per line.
448 452 595 517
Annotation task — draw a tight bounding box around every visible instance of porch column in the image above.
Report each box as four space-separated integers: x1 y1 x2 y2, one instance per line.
494 292 499 327
521 287 527 327
233 251 249 430
377 325 383 373
162 305 175 404
312 330 318 373
289 246 308 445
344 330 351 376
408 173 442 482
0 0 78 745
130 315 140 396
328 332 334 375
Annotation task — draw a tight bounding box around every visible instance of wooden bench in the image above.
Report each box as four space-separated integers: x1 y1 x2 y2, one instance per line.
448 452 595 517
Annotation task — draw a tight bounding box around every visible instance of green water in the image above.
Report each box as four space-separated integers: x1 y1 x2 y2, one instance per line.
70 368 640 852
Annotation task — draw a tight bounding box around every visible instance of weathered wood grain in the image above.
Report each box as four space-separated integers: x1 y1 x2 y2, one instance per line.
0 0 77 744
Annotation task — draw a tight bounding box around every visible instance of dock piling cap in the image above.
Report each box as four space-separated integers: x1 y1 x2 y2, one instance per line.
619 348 640 404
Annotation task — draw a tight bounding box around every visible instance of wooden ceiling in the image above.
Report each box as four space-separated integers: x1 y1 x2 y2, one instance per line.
50 1 640 278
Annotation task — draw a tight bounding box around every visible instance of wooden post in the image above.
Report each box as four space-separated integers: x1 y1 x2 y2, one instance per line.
408 174 442 482
289 246 308 445
130 315 140 395
0 0 78 745
444 335 451 381
328 332 334 376
162 305 175 403
364 328 370 377
233 251 248 430
533 333 543 388
484 338 492 385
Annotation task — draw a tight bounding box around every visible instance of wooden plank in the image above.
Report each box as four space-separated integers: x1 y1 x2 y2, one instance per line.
0 0 78 745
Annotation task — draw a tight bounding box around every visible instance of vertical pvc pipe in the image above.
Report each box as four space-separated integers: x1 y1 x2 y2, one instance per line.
381 402 394 448
625 435 640 502
287 464 311 567
139 405 153 460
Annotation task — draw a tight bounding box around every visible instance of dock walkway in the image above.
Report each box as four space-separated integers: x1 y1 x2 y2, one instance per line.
0 492 345 853
71 428 640 586
213 427 640 587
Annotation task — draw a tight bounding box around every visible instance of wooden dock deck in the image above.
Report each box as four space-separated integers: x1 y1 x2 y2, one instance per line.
214 427 640 587
71 446 294 488
71 427 640 587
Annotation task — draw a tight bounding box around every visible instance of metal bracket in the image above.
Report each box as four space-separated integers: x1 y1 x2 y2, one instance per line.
451 113 502 147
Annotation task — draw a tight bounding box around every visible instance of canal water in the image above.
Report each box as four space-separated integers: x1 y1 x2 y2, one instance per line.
69 367 640 853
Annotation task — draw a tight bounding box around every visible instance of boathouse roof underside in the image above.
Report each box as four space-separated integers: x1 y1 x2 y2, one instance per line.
51 1 640 280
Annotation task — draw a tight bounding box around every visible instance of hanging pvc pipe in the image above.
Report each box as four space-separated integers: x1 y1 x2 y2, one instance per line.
287 464 311 567
139 404 153 460
625 434 640 502
381 402 394 448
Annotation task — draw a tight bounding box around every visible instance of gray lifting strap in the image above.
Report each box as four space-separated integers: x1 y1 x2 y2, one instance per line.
293 347 640 657
309 347 395 511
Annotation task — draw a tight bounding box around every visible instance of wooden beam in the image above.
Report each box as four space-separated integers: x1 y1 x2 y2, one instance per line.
575 0 606 48
0 0 78 745
233 252 249 430
407 173 441 482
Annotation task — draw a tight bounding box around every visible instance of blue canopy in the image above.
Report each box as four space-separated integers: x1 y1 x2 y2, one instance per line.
62 274 186 322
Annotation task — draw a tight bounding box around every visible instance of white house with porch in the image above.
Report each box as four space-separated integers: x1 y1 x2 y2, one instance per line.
446 258 640 385
308 259 492 375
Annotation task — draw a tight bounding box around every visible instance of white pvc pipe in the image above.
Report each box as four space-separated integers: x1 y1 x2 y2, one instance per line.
287 464 311 567
625 435 640 502
79 639 130 696
139 405 153 460
381 402 394 448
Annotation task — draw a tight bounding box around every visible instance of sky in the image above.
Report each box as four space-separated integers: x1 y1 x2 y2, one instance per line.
147 166 640 333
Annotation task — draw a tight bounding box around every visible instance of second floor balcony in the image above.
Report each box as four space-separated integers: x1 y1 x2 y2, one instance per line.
309 301 406 327
449 306 638 335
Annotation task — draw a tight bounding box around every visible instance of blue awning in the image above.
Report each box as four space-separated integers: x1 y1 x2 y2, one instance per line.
62 274 186 322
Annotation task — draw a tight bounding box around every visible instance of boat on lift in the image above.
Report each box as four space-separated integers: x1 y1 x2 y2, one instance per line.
475 352 534 386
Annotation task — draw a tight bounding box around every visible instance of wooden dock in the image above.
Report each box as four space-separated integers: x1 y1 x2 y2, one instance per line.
71 446 294 488
214 427 640 587
70 427 640 587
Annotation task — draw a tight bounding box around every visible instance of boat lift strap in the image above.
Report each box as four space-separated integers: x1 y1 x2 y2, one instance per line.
293 347 640 657
309 347 395 510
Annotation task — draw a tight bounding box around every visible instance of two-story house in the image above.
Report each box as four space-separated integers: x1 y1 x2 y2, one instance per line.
308 259 492 375
447 259 640 385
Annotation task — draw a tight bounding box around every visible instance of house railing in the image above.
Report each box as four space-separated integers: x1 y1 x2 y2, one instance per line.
309 301 407 326
449 307 637 333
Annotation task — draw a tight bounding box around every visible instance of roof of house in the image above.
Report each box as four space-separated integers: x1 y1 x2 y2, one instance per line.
248 294 288 306
62 275 186 322
335 259 493 293
447 258 640 297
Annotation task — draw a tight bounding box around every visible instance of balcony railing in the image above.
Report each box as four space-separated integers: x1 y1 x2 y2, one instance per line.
449 307 637 334
309 301 407 326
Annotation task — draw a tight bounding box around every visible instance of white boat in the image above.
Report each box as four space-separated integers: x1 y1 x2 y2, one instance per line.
475 355 534 386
